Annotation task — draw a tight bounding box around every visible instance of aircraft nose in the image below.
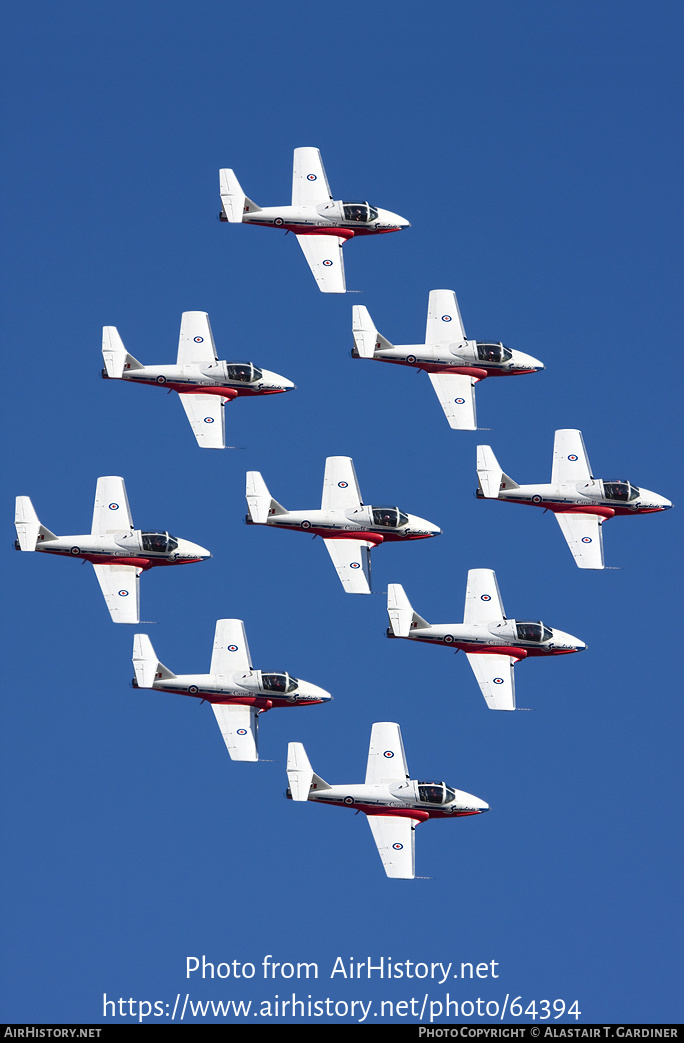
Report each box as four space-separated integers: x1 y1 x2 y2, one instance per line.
476 800 489 813
554 629 586 651
301 682 332 703
381 209 410 229
191 542 212 560
516 350 544 371
264 370 296 392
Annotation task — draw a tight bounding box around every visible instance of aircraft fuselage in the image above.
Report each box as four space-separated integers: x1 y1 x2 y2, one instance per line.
102 362 293 398
388 621 585 658
247 508 441 543
478 482 672 517
18 532 211 568
236 202 409 237
352 340 543 379
290 780 488 820
137 672 331 710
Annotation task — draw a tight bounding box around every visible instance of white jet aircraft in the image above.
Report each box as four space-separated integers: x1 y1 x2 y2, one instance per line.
14 477 211 623
287 722 488 880
219 147 410 293
386 571 586 711
352 290 543 430
132 620 331 762
101 312 295 449
476 430 672 569
245 457 441 594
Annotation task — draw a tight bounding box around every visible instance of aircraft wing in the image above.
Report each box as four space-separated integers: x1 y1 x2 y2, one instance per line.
555 513 605 569
92 477 133 535
323 538 371 594
295 234 346 293
92 563 140 624
465 653 516 711
425 289 466 345
367 814 416 879
292 147 333 206
211 703 258 762
321 456 363 511
210 619 253 675
427 372 477 430
464 568 505 624
365 722 409 784
177 312 218 366
551 429 592 485
178 393 226 449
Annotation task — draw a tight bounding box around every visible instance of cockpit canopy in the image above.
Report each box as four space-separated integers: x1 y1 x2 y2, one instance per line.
476 342 513 363
342 200 379 224
371 506 409 528
417 780 457 805
515 621 552 643
260 672 298 694
141 531 178 554
226 362 262 384
602 480 640 502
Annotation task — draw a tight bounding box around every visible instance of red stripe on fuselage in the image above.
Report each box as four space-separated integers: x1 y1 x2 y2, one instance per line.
41 550 203 568
269 524 432 543
279 223 401 238
318 801 481 820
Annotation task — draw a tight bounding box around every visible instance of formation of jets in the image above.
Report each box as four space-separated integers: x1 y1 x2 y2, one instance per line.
245 456 440 594
477 429 672 569
353 290 543 430
387 571 585 711
15 145 673 879
133 620 331 762
102 311 294 449
287 722 488 880
15 477 210 623
219 147 409 293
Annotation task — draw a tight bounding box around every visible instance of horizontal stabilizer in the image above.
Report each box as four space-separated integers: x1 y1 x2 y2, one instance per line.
219 168 260 222
246 471 286 524
15 496 57 550
102 326 143 378
477 445 518 498
133 633 176 688
387 584 430 637
287 742 315 801
352 306 394 358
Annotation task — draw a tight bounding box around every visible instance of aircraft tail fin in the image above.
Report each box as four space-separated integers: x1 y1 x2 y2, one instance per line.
102 327 144 378
219 168 261 222
387 583 430 638
477 445 519 498
287 742 329 801
132 634 176 689
352 305 394 359
245 471 287 524
14 496 58 551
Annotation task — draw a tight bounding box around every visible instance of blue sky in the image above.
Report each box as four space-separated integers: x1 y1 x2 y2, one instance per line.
2 0 682 1025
